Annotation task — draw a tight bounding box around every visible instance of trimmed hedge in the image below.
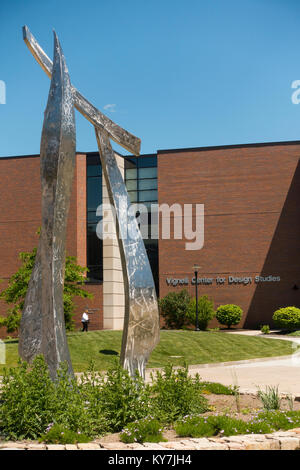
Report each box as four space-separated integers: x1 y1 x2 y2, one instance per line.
273 307 300 331
216 304 243 328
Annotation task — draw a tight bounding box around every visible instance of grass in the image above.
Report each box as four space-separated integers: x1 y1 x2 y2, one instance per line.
0 330 297 373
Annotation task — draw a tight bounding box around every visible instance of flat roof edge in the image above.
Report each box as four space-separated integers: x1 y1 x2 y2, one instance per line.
157 140 300 155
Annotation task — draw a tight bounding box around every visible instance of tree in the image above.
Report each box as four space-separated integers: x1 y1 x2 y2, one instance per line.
0 247 93 334
216 304 243 329
159 289 191 329
186 295 215 330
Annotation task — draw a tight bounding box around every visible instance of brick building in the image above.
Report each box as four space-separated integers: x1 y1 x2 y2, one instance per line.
0 140 299 337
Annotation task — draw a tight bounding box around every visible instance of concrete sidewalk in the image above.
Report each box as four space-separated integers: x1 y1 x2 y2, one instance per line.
180 331 300 396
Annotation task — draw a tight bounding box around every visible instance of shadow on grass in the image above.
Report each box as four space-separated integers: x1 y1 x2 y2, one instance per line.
99 349 119 356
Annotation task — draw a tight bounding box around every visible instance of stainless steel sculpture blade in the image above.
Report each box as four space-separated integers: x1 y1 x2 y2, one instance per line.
19 32 75 379
95 129 160 378
22 25 141 156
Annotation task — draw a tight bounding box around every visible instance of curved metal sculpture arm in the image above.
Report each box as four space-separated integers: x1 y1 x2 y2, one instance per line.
23 25 141 156
95 129 160 378
19 31 75 380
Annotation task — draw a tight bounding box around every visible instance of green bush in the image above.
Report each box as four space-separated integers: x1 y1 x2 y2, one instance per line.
150 364 209 423
0 356 108 440
40 424 90 444
261 325 270 335
159 289 191 329
199 381 235 395
273 307 300 331
94 361 151 432
186 295 215 330
216 304 243 328
120 417 165 444
257 385 281 410
174 414 272 438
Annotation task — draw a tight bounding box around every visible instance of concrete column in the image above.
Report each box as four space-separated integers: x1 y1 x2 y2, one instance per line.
102 153 125 329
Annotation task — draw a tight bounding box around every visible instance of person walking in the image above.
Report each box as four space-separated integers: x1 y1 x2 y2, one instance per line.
81 310 89 332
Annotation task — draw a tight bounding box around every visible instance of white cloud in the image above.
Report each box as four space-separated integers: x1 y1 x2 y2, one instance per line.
103 103 117 112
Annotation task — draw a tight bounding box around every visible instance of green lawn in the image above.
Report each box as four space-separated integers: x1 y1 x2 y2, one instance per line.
0 330 297 373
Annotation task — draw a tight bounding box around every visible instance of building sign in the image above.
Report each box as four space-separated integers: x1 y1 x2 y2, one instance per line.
166 275 281 287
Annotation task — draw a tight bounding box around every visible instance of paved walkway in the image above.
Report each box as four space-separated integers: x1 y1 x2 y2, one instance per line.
172 331 300 396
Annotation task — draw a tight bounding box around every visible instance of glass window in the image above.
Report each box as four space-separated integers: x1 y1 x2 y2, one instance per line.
139 167 157 179
87 223 103 281
125 168 137 180
138 179 157 190
128 190 138 203
137 155 157 168
139 190 158 202
87 163 101 177
87 176 102 211
126 180 138 191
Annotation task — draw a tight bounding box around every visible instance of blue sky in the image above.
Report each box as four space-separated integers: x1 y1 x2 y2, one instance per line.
1 0 300 157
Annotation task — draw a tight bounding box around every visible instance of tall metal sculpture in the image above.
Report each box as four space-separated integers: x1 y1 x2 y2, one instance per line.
20 26 160 379
19 32 75 379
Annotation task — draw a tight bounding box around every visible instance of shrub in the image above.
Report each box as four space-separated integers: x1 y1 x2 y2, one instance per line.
273 307 300 331
40 424 90 444
257 385 281 410
261 324 270 335
94 361 151 432
174 414 272 438
199 382 235 395
120 417 165 444
150 364 209 423
159 289 191 329
186 295 215 330
0 356 108 440
216 304 243 328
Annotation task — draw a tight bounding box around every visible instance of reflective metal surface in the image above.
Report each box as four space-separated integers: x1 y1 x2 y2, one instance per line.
95 130 160 378
22 25 141 156
19 32 75 379
21 25 160 379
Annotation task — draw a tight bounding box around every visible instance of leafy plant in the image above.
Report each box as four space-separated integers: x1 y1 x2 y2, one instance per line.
0 356 108 441
120 417 165 444
216 304 243 329
261 325 270 335
257 385 281 410
40 424 90 444
198 382 235 395
159 289 191 329
150 364 209 423
273 307 300 331
174 414 272 438
0 239 93 332
93 361 151 432
186 295 215 330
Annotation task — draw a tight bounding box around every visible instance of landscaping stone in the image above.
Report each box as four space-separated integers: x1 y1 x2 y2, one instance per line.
46 444 66 450
27 444 47 450
65 445 79 450
279 438 300 450
77 443 102 450
143 443 169 449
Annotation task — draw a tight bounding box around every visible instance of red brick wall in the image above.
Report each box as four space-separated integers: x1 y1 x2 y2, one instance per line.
0 154 103 338
158 143 300 328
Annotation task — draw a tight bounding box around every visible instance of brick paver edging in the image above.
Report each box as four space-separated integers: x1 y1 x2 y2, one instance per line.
1 428 300 450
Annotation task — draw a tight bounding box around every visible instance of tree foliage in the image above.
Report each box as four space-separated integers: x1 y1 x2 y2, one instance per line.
0 247 93 333
186 295 215 330
159 289 191 329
